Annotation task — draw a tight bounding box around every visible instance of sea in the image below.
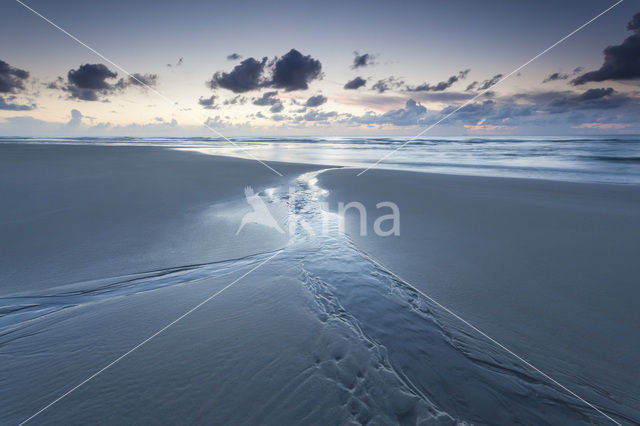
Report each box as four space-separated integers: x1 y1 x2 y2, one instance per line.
2 135 640 184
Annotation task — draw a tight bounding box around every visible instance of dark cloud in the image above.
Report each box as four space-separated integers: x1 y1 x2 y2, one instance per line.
434 87 634 128
302 109 338 122
543 67 584 83
198 95 217 109
407 69 470 92
543 72 569 83
465 81 478 91
0 96 34 111
371 76 404 93
477 74 502 90
305 94 327 107
344 77 367 90
352 52 375 69
270 103 284 113
208 49 322 93
573 13 640 85
61 64 158 101
350 99 427 126
65 63 117 101
126 73 159 87
253 91 279 106
224 95 247 105
547 87 627 111
227 53 242 61
0 60 29 93
208 57 268 93
270 49 322 91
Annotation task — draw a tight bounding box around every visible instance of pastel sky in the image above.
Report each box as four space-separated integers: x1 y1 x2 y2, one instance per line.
1 0 639 136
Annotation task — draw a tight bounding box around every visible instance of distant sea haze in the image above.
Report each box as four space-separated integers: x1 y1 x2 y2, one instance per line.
2 136 640 184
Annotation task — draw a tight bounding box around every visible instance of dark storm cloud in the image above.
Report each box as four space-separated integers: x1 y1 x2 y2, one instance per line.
198 95 217 109
0 96 34 111
209 49 322 93
371 76 404 93
270 49 322 91
253 91 279 106
208 57 268 93
352 52 375 69
305 94 327 107
573 12 640 85
227 53 242 61
0 60 29 93
406 69 470 92
344 77 366 90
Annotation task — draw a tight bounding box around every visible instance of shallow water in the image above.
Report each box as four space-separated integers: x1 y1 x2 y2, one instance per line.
1 169 631 425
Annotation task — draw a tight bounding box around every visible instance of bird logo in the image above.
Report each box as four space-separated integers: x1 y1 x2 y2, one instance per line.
236 186 285 235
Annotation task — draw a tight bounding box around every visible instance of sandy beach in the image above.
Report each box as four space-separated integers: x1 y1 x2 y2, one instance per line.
1 143 638 425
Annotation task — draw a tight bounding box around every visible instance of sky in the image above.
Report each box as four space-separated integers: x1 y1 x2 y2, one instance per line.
1 0 639 137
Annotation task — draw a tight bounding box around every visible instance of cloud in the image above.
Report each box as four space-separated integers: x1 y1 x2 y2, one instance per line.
573 122 633 130
198 95 217 109
407 69 470 92
59 64 157 101
227 53 242 61
208 57 268 93
270 103 284 113
67 109 85 127
344 77 366 90
465 81 478 91
270 49 322 91
64 63 117 101
301 109 338 122
478 74 502 90
224 95 247 105
573 12 640 85
253 91 279 105
547 87 627 111
543 67 584 83
0 96 34 111
371 76 404 93
208 49 322 93
166 58 183 68
125 73 159 87
305 94 327 107
352 52 375 69
542 72 570 83
0 60 29 93
350 99 427 126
